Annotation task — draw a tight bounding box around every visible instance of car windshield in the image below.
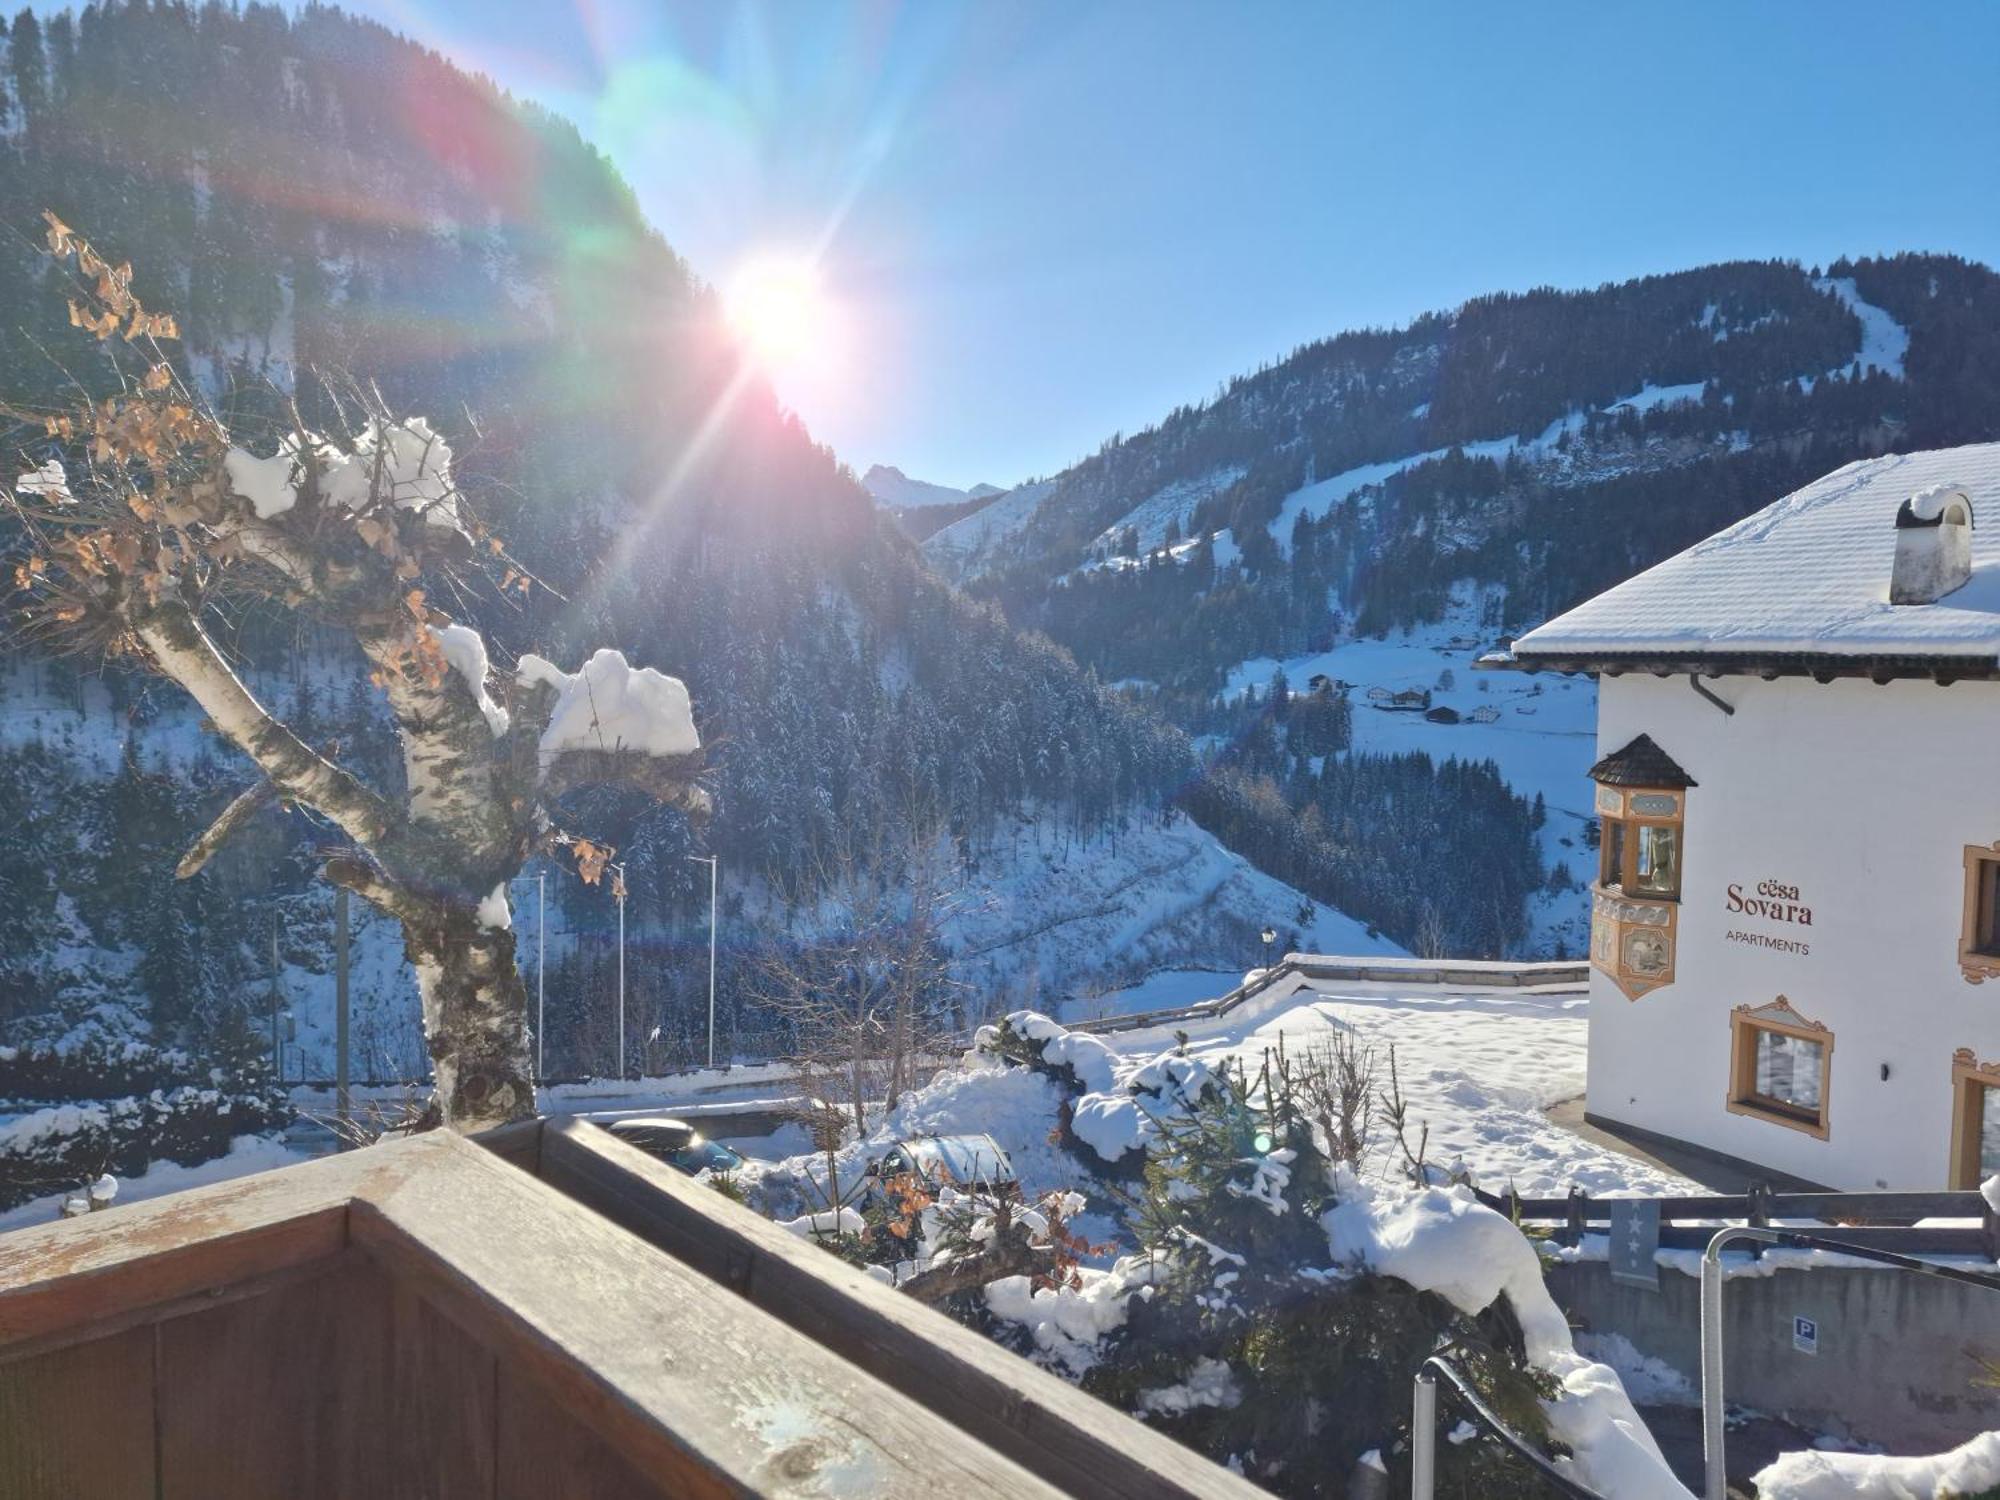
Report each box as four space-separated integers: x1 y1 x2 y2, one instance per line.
668 1137 742 1175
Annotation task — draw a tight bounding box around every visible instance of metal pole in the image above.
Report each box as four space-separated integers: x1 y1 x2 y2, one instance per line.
1701 1222 2000 1500
1410 1365 1437 1500
614 863 626 1082
537 870 546 1081
697 856 719 1068
708 854 718 1068
1701 1231 1729 1500
334 886 350 1141
269 910 282 1078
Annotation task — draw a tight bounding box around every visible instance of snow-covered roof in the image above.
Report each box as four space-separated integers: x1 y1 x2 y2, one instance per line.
1509 443 2000 671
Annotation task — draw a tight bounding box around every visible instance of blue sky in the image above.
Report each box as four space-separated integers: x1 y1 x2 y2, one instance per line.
341 1 2000 490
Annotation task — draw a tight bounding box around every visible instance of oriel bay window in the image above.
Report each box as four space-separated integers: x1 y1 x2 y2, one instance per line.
1589 734 1694 999
1727 998 1833 1140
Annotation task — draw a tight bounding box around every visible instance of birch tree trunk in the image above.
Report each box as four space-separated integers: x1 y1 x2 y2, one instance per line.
5 222 707 1136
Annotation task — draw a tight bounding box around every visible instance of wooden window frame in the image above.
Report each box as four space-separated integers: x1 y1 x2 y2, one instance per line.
1960 843 2000 983
1948 1048 2000 1189
1726 997 1833 1140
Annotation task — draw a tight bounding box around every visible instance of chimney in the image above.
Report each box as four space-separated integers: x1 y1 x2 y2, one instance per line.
1890 484 1974 605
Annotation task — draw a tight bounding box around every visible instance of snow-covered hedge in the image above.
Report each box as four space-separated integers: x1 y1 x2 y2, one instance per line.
0 1041 287 1210
973 1010 1223 1171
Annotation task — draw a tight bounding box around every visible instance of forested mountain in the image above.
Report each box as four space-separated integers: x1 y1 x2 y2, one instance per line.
933 255 2000 959
0 1 1192 1086
946 258 2000 697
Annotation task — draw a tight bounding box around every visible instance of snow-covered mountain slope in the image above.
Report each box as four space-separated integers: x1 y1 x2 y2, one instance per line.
941 809 1402 1017
1086 466 1247 557
1222 585 1596 957
945 260 1969 669
924 478 1059 576
1 658 1383 1082
932 256 2000 959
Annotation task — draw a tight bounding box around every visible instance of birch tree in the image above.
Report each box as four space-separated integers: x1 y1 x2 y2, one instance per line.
3 215 706 1130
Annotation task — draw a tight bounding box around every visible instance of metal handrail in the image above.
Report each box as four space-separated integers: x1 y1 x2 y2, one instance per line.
1411 1353 1607 1500
1700 1224 2000 1500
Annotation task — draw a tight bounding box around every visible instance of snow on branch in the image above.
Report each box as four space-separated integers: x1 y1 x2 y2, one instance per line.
429 623 510 737
222 416 463 530
518 648 699 765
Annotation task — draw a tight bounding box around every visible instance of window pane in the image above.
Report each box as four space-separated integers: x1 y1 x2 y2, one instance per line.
1754 1029 1823 1111
1982 863 2000 955
1633 825 1679 896
1981 1085 2000 1180
1602 820 1626 888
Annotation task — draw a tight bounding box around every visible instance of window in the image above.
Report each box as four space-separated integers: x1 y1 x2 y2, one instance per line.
1961 845 2000 981
1631 823 1680 899
1727 998 1833 1139
1600 817 1626 891
1599 809 1680 899
1949 1050 2000 1189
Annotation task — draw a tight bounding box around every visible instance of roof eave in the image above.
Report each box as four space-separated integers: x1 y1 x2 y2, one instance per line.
1494 648 2000 684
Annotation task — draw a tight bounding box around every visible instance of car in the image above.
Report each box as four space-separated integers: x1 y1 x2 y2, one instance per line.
866 1133 1016 1195
599 1117 746 1177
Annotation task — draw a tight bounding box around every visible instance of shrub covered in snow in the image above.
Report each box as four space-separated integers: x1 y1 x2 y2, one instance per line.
963 1014 1688 1497
0 1039 287 1211
973 1010 1223 1173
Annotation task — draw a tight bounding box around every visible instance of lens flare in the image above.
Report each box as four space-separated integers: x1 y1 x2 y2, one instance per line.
723 253 832 371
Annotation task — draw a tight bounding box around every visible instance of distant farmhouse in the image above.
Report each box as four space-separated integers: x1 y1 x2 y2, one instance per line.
1490 445 2000 1191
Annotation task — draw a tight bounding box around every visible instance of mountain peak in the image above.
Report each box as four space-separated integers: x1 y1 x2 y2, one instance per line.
862 464 1001 511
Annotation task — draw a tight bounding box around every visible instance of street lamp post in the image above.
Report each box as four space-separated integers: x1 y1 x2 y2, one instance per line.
611 862 627 1081
536 870 546 1080
688 855 719 1068
1260 925 1278 970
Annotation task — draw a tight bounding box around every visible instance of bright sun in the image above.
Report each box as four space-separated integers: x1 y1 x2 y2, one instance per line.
722 253 831 371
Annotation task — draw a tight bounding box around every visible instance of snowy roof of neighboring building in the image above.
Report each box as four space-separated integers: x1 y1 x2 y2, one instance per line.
1503 443 2000 674
1589 734 1696 789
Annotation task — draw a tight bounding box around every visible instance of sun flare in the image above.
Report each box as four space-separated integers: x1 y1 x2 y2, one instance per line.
722 253 832 371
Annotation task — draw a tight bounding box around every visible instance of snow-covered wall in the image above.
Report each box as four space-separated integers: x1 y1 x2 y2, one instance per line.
1587 672 2000 1189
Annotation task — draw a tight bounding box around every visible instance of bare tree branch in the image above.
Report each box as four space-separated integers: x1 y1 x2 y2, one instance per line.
130 595 396 850
175 776 277 879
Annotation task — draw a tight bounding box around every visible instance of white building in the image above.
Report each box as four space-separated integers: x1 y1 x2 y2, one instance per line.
1495 443 2000 1190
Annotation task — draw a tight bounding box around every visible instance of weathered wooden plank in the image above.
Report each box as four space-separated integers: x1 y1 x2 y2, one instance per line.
0 1324 155 1499
352 1131 1066 1500
389 1280 500 1500
0 1140 403 1353
158 1256 398 1500
538 1118 1262 1500
474 1116 546 1175
496 1365 672 1500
